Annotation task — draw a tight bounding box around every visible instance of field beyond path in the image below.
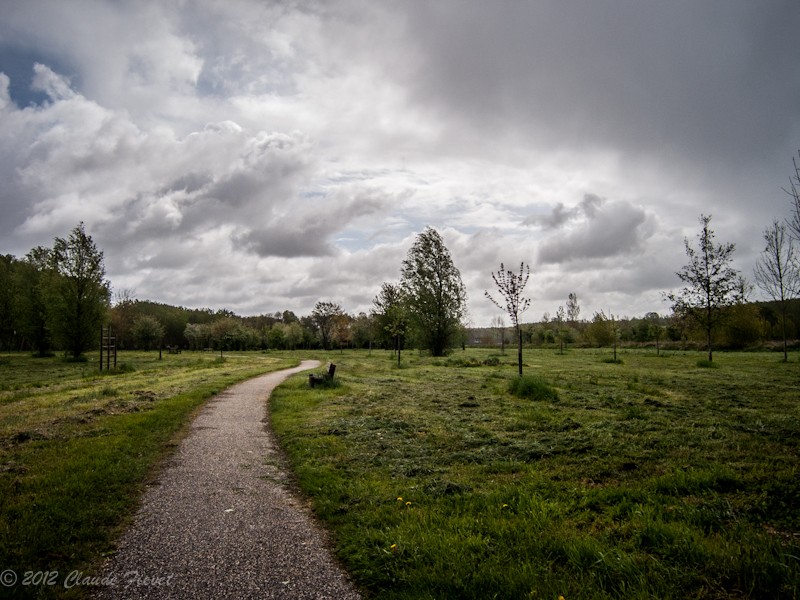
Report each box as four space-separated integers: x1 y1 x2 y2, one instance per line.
95 360 361 600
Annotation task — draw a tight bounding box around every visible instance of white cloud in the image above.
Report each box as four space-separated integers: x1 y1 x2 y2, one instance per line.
0 0 798 326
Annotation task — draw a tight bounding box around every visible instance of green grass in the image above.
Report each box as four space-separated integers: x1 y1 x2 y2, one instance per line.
0 350 297 599
508 374 558 401
271 348 800 599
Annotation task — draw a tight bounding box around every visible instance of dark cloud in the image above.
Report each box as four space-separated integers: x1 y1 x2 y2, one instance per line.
537 195 652 264
394 1 800 165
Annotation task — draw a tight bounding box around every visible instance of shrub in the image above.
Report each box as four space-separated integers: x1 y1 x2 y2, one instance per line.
696 359 719 369
508 375 558 401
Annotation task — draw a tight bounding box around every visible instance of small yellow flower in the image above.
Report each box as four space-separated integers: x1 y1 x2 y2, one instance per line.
406 501 412 507
396 496 403 502
559 595 566 600
390 543 397 550
502 503 509 509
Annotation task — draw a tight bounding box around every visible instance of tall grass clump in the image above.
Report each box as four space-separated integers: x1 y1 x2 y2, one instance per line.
696 359 719 369
508 374 558 401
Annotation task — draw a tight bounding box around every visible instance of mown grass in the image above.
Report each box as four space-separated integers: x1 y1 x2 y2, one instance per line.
271 348 800 599
0 350 296 599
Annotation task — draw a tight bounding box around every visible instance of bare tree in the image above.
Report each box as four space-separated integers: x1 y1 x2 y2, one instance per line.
754 220 800 361
667 214 739 362
485 262 531 376
566 292 580 331
785 151 800 242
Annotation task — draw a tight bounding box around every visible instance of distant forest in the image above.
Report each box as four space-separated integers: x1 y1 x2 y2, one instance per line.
1 221 799 356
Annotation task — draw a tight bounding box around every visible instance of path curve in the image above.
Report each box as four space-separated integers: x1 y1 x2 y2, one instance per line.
96 360 362 599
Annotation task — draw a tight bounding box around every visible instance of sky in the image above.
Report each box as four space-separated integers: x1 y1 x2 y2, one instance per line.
1 0 799 326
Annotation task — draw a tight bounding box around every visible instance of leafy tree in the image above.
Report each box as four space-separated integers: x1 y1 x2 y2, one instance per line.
586 311 615 347
667 215 740 362
645 312 665 355
311 301 344 350
131 314 165 351
486 262 531 375
267 323 287 349
12 248 55 356
554 305 566 354
373 283 410 367
754 220 800 361
490 315 506 354
331 313 353 352
401 228 467 357
184 322 211 350
721 303 763 349
51 223 110 358
351 312 376 350
0 255 16 350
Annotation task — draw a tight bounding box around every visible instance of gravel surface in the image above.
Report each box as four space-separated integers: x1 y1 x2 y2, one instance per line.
95 360 362 600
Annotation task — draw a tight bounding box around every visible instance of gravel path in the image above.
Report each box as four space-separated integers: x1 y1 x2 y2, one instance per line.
95 360 362 599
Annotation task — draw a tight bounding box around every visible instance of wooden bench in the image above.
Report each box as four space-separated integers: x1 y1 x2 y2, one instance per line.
308 363 336 388
167 346 182 354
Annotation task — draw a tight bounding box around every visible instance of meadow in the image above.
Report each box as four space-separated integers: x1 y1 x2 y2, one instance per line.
270 348 800 599
0 350 297 599
0 347 797 599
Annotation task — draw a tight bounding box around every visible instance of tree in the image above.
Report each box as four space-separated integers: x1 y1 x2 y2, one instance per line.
754 220 800 361
14 248 55 356
586 310 615 348
566 292 580 325
490 315 506 354
645 312 664 355
284 322 304 350
373 283 410 367
400 228 467 357
311 301 344 350
0 255 16 350
331 313 353 352
786 150 800 242
51 223 110 358
485 262 531 376
667 214 739 362
351 312 376 350
131 314 165 351
554 305 566 355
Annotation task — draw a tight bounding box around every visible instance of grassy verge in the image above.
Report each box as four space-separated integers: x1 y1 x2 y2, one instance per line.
0 350 296 599
271 348 800 599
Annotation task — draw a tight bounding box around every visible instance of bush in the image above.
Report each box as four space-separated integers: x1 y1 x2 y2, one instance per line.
696 359 719 369
509 375 558 401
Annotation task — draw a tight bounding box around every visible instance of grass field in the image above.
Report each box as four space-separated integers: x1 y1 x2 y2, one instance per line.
0 350 297 599
270 348 800 599
1 348 798 599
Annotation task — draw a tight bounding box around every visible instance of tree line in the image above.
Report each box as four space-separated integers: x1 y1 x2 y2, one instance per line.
2 154 799 360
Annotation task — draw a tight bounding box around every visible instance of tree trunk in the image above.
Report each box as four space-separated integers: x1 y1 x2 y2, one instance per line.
517 327 523 377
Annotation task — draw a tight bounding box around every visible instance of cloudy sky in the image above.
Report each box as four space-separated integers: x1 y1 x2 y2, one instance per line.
1 1 799 326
